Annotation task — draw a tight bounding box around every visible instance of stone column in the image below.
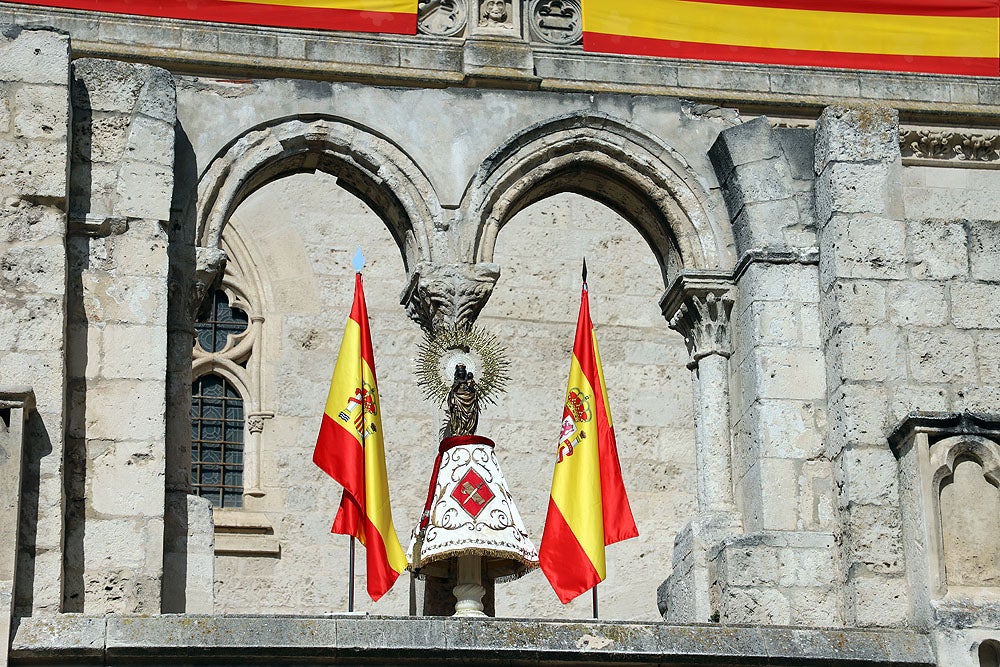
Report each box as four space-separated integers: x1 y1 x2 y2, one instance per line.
657 272 742 624
662 274 736 513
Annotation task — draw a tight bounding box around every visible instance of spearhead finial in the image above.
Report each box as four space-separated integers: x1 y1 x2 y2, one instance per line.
582 257 588 285
353 246 365 273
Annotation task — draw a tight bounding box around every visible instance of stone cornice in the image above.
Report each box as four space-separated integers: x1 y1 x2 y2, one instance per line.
888 410 1000 454
10 615 935 665
5 4 1000 124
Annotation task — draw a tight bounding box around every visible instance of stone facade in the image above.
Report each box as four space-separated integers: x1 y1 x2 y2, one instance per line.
0 7 998 666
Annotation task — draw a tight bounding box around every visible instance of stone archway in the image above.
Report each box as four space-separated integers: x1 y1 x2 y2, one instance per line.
195 115 443 271
461 112 734 285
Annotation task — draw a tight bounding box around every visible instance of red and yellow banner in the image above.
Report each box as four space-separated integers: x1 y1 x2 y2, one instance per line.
583 0 1000 76
539 282 638 604
7 0 417 35
313 272 408 602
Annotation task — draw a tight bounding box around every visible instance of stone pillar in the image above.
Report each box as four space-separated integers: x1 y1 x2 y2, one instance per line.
815 104 910 628
657 272 742 624
0 27 71 616
0 388 34 664
65 59 177 614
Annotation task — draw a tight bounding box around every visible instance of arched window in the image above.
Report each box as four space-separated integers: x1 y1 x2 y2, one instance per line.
196 290 250 354
191 374 244 508
981 640 1000 667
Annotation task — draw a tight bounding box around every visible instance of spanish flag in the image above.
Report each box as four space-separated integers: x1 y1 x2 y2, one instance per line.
582 0 1000 77
539 278 638 604
313 271 408 602
9 0 418 35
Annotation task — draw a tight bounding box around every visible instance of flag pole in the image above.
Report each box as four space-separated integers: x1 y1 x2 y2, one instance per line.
592 585 599 619
348 536 356 612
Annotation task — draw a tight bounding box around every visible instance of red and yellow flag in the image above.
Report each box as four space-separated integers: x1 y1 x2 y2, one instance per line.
582 0 1000 77
539 281 638 604
8 0 417 35
313 272 408 602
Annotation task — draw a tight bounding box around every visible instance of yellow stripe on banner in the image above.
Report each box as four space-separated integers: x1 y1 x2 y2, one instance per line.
582 0 998 58
323 317 364 446
550 355 606 579
218 0 415 14
360 357 409 574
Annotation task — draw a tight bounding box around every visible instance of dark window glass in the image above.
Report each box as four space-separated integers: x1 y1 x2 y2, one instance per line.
191 374 244 508
195 290 249 353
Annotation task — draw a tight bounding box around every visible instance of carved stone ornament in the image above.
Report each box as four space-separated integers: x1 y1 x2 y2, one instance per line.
477 0 512 28
660 273 735 370
528 0 582 45
417 0 467 37
401 262 501 332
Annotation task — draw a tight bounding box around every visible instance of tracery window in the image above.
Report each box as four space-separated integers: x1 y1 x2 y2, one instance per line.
191 374 245 508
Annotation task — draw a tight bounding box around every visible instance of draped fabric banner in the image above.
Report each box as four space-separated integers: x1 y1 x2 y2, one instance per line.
582 0 1000 76
6 0 417 35
313 272 408 602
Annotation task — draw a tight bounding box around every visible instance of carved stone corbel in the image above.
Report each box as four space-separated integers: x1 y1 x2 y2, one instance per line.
401 262 501 332
189 246 228 321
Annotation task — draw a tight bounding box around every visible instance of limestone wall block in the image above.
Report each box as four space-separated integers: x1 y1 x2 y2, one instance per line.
13 84 68 140
719 586 792 625
907 329 977 383
747 347 826 401
976 331 1000 384
721 159 793 213
736 261 820 307
819 216 907 285
0 28 69 86
0 137 68 199
821 280 887 328
827 383 890 449
814 104 899 173
88 441 165 516
953 384 1000 413
749 399 824 460
828 325 906 383
74 111 131 164
816 163 899 222
777 544 838 588
886 281 948 327
0 90 9 132
81 274 167 325
99 325 168 380
841 504 905 574
0 350 63 414
83 380 165 442
951 282 1000 329
741 300 801 347
114 161 173 220
907 219 968 280
969 220 1000 281
708 116 783 180
888 385 949 423
715 542 780 587
0 199 63 243
835 446 900 507
72 59 148 115
798 461 836 530
845 571 909 627
1 241 66 295
0 294 63 352
123 114 175 166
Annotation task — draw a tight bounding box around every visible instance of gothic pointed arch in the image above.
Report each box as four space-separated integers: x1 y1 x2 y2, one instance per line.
461 112 734 285
194 115 443 271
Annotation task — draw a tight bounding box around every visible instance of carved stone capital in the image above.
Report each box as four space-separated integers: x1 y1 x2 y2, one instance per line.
401 262 501 332
189 246 228 320
660 272 735 369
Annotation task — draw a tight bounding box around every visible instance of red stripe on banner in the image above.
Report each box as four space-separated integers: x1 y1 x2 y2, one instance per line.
350 273 379 382
539 498 602 604
583 32 1000 77
359 511 402 601
313 412 365 504
677 0 999 18
7 0 417 34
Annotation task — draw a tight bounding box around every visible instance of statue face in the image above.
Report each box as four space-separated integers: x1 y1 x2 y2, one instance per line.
483 0 506 22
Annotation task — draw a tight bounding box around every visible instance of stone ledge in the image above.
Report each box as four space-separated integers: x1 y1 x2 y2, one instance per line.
10 615 935 665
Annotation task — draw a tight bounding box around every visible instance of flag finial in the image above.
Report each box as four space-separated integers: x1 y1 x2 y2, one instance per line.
582 257 588 285
353 247 365 273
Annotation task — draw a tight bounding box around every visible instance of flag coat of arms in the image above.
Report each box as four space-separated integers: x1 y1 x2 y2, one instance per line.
539 282 638 604
313 272 408 602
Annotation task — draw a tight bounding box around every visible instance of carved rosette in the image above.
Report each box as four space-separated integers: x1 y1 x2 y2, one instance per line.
660 274 735 370
527 0 582 45
417 0 467 37
401 262 501 333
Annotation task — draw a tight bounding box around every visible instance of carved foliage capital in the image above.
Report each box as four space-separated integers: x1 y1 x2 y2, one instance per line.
401 262 501 333
661 273 734 368
188 246 228 321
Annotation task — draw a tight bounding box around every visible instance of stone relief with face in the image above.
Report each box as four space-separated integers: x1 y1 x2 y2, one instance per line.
479 0 509 26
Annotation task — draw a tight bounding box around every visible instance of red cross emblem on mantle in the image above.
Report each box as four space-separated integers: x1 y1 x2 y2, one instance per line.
451 468 494 519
